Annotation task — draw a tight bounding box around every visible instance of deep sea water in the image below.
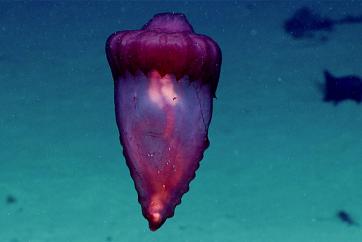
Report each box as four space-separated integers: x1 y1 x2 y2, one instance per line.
1 1 362 242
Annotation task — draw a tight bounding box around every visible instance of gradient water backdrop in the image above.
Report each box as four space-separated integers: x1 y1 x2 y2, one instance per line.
1 1 362 242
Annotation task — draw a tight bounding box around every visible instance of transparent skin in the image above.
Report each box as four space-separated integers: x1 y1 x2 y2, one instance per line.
115 70 212 230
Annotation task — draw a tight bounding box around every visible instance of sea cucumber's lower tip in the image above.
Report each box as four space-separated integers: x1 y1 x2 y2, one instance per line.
147 212 165 231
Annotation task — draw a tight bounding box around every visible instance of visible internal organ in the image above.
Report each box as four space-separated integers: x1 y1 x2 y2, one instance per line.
115 70 212 230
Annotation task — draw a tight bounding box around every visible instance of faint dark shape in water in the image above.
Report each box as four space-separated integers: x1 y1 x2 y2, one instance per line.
284 6 362 40
323 70 362 105
284 7 333 39
6 194 17 204
336 210 359 226
106 236 112 242
245 2 257 10
178 225 187 231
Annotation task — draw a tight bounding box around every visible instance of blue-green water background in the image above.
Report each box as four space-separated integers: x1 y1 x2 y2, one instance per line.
1 1 362 241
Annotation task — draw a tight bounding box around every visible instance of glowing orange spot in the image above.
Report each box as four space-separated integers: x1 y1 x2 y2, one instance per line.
150 212 161 224
148 70 178 108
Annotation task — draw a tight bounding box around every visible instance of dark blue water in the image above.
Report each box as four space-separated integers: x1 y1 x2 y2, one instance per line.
1 1 362 241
